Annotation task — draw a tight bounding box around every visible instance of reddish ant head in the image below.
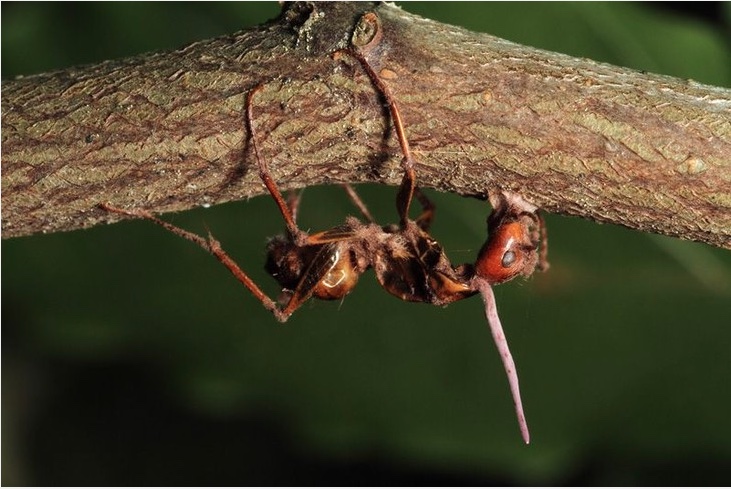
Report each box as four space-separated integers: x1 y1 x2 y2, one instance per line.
475 220 538 285
474 190 546 285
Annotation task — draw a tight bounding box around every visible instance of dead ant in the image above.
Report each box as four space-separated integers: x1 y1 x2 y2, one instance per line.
101 48 548 444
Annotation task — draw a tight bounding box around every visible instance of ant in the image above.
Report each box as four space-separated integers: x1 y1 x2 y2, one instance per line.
101 48 548 444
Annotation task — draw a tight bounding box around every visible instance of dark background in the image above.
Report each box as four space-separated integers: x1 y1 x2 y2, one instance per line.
3 2 731 485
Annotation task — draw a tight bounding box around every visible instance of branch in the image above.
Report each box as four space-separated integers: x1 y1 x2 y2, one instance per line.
2 2 730 248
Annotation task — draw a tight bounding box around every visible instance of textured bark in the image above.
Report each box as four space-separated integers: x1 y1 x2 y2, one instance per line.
2 2 730 248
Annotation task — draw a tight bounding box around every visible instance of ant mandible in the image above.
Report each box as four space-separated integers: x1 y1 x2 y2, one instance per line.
102 47 548 444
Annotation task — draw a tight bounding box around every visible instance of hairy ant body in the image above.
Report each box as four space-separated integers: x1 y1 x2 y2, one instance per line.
102 47 547 444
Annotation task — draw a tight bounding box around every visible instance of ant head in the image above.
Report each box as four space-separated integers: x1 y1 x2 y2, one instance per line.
474 189 544 285
475 220 539 285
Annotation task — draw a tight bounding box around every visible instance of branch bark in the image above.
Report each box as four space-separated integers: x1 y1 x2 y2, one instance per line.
2 2 730 248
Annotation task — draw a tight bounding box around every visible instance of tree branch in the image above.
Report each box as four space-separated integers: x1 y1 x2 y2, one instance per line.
2 2 730 248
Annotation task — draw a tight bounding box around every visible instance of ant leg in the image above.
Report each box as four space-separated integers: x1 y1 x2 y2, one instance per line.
395 168 417 228
100 203 291 323
536 212 550 272
341 184 376 223
286 189 303 224
246 85 307 243
338 49 417 228
413 187 435 231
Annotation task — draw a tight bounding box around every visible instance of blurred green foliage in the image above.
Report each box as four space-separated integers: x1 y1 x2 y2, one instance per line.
3 2 731 485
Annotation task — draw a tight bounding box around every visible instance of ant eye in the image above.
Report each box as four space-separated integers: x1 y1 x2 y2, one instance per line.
501 250 516 268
